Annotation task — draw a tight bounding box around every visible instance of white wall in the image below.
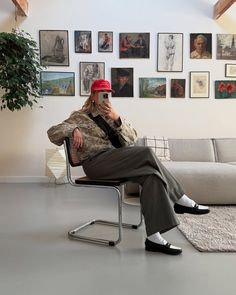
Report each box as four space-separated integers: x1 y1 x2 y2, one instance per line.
0 0 236 181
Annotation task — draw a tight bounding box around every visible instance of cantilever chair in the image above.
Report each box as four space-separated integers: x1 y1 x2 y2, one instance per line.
63 137 143 246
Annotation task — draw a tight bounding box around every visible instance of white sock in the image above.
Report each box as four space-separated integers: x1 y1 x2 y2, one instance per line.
147 232 167 245
176 194 195 207
176 194 209 210
147 232 182 250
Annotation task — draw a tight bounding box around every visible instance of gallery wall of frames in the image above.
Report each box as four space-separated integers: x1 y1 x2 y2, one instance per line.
39 30 236 100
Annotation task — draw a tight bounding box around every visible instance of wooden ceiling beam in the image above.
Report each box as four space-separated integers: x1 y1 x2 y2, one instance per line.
12 0 28 16
214 0 236 19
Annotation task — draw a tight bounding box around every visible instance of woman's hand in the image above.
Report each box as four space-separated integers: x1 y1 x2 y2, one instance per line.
98 100 120 122
72 128 83 148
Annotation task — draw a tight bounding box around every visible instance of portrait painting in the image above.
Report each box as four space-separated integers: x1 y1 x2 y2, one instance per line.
139 78 166 98
98 31 113 52
170 79 186 98
190 71 210 98
39 30 69 66
215 80 236 99
80 62 105 96
40 71 75 96
75 31 92 53
119 33 150 59
111 68 134 97
190 33 212 59
217 34 236 60
157 33 183 72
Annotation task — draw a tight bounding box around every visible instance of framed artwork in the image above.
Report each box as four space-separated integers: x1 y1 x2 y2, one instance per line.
111 68 134 97
139 78 166 98
119 33 150 58
157 33 183 72
75 31 92 53
190 71 210 98
39 30 69 66
40 71 75 96
98 31 113 52
80 62 105 96
225 64 236 77
217 34 236 60
170 79 186 98
190 33 212 59
215 80 236 99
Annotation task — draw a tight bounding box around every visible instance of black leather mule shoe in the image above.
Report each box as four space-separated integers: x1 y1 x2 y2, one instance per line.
145 239 182 255
174 203 210 215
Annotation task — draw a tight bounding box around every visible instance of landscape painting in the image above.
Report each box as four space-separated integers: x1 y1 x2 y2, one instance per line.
40 71 75 96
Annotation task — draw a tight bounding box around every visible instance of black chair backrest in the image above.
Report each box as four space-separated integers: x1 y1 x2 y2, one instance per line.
64 137 81 167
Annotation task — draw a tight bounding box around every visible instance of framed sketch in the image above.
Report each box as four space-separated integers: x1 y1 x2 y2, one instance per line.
217 34 236 60
75 31 92 53
190 71 210 98
157 33 183 72
39 30 69 66
170 79 186 98
190 33 212 59
139 78 166 98
215 80 236 99
119 33 150 58
111 68 134 97
225 64 236 77
80 62 105 96
98 31 113 52
40 71 75 96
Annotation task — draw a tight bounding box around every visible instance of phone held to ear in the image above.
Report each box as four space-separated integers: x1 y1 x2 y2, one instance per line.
98 92 110 105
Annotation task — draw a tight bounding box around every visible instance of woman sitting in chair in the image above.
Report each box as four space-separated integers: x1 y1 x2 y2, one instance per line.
47 79 209 255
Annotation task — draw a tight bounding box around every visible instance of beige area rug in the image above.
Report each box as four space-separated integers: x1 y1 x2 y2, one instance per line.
177 206 236 252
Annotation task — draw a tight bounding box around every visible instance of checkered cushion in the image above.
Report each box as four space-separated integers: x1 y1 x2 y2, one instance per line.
144 136 170 161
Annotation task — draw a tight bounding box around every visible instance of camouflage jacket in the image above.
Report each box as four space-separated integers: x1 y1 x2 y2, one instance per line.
47 111 138 162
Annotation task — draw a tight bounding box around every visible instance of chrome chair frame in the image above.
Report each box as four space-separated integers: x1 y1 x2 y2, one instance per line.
64 138 143 246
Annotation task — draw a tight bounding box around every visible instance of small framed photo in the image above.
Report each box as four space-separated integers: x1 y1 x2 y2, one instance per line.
190 33 212 59
98 31 113 52
119 33 150 58
217 34 236 60
80 62 105 96
170 79 186 98
225 64 236 77
111 68 134 97
39 30 69 66
75 31 92 53
215 80 236 99
190 71 210 98
40 71 75 96
157 33 183 72
139 78 166 98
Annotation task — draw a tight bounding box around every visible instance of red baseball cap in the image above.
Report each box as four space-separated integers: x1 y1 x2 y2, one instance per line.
91 79 113 92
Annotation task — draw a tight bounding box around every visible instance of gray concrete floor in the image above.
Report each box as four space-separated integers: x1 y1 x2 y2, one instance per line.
0 183 235 295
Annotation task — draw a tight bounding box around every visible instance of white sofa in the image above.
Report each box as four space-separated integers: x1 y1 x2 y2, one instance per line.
124 138 236 205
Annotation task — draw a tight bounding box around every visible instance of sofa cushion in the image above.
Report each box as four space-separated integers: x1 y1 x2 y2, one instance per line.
168 139 215 162
163 161 236 204
214 138 236 163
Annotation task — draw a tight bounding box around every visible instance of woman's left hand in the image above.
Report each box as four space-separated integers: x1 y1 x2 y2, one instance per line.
98 101 120 122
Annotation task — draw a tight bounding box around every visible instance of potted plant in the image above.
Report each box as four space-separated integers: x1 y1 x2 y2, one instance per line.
0 29 45 111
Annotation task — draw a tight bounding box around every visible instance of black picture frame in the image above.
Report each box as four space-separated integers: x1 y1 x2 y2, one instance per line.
39 30 69 66
119 33 150 59
225 64 236 77
98 31 113 52
190 33 212 59
75 31 92 53
111 67 134 97
79 62 105 96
